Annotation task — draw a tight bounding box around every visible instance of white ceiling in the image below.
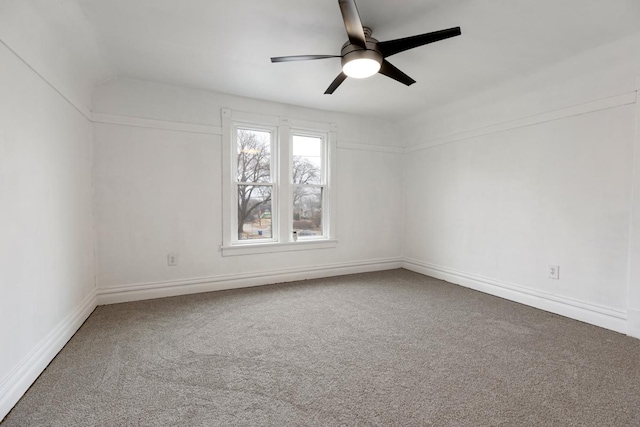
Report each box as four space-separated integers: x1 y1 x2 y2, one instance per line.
76 0 640 120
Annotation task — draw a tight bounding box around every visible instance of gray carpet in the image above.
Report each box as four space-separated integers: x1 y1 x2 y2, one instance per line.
3 269 640 426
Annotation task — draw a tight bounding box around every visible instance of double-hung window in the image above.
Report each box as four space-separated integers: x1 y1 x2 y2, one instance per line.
291 132 326 238
235 126 276 242
221 109 337 256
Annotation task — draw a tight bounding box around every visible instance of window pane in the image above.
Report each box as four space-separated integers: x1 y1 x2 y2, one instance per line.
293 186 322 237
237 185 272 240
292 135 322 185
237 128 271 183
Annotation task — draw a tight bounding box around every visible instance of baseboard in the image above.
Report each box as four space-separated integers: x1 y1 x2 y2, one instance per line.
0 289 97 421
97 257 403 305
402 258 628 335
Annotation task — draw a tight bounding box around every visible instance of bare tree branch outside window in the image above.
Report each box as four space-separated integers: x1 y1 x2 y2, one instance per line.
237 129 272 239
292 135 323 235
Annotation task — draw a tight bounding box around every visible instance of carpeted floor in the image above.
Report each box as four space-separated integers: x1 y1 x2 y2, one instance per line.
3 269 640 426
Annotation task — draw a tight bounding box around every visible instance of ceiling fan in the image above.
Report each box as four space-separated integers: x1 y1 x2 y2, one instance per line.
270 0 461 94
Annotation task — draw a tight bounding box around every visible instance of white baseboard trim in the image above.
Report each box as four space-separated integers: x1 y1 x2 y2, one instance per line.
97 257 403 305
402 258 628 335
0 289 97 422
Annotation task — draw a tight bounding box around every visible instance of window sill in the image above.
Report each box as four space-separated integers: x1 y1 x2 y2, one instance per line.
221 239 338 257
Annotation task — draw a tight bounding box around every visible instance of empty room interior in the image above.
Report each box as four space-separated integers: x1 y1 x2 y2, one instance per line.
2 0 640 425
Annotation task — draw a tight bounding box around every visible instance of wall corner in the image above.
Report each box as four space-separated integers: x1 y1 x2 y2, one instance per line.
627 76 640 339
627 309 640 339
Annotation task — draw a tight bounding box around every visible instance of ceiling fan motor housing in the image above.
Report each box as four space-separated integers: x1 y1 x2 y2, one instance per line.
340 29 383 70
341 45 382 67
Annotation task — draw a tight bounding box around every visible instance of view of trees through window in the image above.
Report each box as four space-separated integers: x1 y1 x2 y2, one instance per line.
292 135 323 237
235 129 325 241
236 128 272 240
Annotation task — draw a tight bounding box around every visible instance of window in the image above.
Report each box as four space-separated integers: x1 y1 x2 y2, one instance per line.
292 133 325 238
235 126 275 242
221 109 337 256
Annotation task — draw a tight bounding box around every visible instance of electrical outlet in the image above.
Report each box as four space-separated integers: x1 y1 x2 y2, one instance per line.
548 265 559 280
167 252 178 266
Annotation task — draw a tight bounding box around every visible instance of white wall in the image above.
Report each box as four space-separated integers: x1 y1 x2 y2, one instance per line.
628 88 640 338
92 79 404 303
0 0 112 115
401 34 640 335
0 33 97 421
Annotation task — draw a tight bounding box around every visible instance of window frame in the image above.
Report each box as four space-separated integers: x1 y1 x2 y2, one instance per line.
221 109 337 256
290 129 328 241
232 123 278 245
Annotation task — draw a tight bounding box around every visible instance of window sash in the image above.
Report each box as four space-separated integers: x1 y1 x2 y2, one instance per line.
235 126 275 185
233 124 278 244
235 183 276 243
291 130 327 239
291 132 326 186
292 184 326 239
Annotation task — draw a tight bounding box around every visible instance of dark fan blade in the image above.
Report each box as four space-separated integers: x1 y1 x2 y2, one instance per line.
378 27 461 58
271 55 340 63
338 0 367 48
379 60 416 86
324 72 348 94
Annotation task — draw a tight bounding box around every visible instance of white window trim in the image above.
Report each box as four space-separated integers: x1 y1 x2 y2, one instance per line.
290 127 329 241
221 239 339 256
221 108 337 256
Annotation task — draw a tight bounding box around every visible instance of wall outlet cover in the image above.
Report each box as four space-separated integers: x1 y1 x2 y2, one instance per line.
548 265 559 280
168 252 178 266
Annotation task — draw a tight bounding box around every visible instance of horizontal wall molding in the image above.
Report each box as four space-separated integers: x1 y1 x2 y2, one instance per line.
92 113 223 135
97 257 403 305
0 289 97 421
405 92 638 153
402 258 628 335
338 141 404 153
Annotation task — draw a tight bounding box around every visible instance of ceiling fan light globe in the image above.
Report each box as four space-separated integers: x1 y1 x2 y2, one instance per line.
343 58 381 78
